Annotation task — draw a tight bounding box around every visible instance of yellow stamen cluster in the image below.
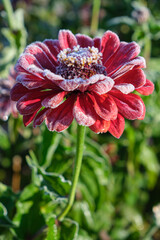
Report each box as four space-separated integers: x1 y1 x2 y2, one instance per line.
57 45 102 68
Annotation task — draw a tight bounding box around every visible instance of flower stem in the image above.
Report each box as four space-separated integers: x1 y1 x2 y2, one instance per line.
90 0 101 35
2 0 15 30
57 125 86 221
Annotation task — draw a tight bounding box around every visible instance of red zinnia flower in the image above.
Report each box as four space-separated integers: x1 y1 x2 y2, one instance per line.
0 68 18 121
11 30 154 138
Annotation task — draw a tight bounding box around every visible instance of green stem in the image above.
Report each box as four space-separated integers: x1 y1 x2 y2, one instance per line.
90 0 101 35
2 0 15 30
57 125 86 221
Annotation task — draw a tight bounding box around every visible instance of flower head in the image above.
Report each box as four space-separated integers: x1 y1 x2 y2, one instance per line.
0 68 18 121
11 30 154 138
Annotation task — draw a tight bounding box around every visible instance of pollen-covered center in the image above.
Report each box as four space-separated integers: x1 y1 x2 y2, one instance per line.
56 45 106 79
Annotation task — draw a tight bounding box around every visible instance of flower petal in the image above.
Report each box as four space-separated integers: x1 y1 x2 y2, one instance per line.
23 108 40 126
93 37 101 51
25 43 56 71
101 31 120 64
45 94 76 132
11 83 28 101
42 91 66 108
76 34 93 47
105 41 141 74
88 92 118 121
137 100 145 120
109 90 144 120
16 74 46 89
15 53 44 78
43 39 61 61
73 93 96 126
33 108 51 127
17 91 48 115
88 76 114 95
114 69 146 88
109 56 146 79
114 83 135 94
136 79 154 96
58 30 77 49
109 113 125 138
89 115 110 134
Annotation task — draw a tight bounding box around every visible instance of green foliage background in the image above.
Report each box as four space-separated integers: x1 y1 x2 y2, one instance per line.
0 0 160 239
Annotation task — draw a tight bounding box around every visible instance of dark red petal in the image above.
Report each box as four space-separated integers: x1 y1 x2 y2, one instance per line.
114 69 146 89
15 53 44 78
109 56 146 79
23 108 40 126
42 91 66 108
25 43 56 71
108 113 125 138
136 79 154 96
76 34 93 47
17 91 48 115
58 30 77 49
16 74 46 89
109 90 144 120
11 83 28 101
73 93 96 126
33 108 51 127
93 37 101 51
105 41 141 74
45 94 76 132
88 76 114 95
35 42 58 66
101 31 120 64
89 115 110 134
43 39 61 60
88 92 118 121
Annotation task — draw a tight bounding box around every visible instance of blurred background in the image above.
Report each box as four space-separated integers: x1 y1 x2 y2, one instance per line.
0 0 160 239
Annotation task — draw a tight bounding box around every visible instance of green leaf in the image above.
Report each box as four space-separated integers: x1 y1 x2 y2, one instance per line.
46 217 58 240
26 153 71 199
39 168 71 197
59 218 79 240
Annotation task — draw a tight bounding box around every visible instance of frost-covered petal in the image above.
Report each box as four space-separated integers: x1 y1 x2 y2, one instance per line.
108 113 125 138
109 90 144 120
88 92 118 121
101 31 120 64
25 43 57 71
15 53 44 78
73 93 96 126
76 34 93 47
43 69 64 82
45 94 76 132
109 56 146 79
43 39 61 61
114 83 135 94
105 41 141 74
114 69 146 88
59 30 77 49
16 74 47 89
88 76 114 95
42 91 66 108
136 79 154 95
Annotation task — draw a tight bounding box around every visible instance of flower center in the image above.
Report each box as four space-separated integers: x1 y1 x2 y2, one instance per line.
56 45 106 79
